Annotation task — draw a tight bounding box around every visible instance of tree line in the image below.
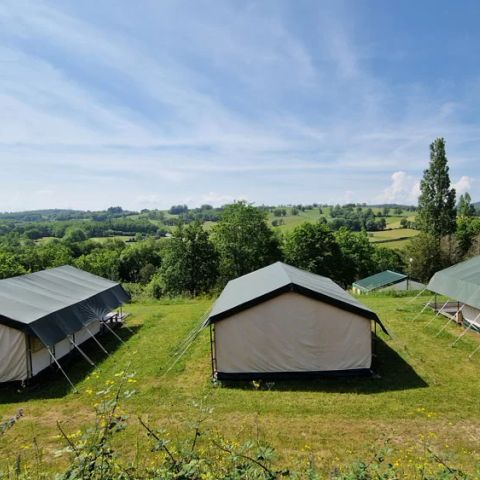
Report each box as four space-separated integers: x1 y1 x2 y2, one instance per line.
0 202 403 299
0 137 476 295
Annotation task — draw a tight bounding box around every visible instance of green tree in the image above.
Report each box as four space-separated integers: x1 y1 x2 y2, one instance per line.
335 228 374 285
458 192 476 218
456 216 480 257
405 233 447 282
23 240 73 271
0 251 27 279
118 239 162 283
161 221 218 296
75 248 121 280
416 138 456 238
212 202 281 284
284 222 342 283
63 227 87 243
371 246 403 273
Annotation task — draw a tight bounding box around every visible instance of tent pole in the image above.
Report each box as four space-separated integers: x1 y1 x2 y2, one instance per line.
425 300 449 328
68 337 95 366
46 347 78 393
451 312 480 347
412 295 434 321
469 343 480 359
407 288 426 304
122 322 134 334
209 324 216 378
84 325 109 354
102 321 126 344
436 304 464 337
25 335 33 380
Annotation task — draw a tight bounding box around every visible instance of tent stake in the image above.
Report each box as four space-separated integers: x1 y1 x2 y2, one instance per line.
451 312 480 347
46 347 78 393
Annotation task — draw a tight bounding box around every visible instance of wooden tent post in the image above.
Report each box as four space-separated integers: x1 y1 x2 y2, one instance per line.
209 324 216 379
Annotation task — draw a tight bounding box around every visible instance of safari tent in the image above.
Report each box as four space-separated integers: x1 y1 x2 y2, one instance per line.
427 256 480 333
0 266 129 384
352 270 425 294
205 262 386 380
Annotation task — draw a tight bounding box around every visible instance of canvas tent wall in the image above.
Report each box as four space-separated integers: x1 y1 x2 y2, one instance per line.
204 262 386 380
0 265 129 383
380 278 425 292
427 256 480 329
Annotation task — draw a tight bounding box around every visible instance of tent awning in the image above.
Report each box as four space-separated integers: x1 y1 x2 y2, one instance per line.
0 266 130 346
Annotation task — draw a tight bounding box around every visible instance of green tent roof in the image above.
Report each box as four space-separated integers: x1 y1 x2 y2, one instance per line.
352 270 407 292
427 256 480 309
205 262 386 332
0 266 129 346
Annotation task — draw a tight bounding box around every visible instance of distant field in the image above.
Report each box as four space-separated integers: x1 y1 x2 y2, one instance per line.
368 228 418 250
268 210 324 232
90 235 134 243
33 207 417 251
1 295 480 476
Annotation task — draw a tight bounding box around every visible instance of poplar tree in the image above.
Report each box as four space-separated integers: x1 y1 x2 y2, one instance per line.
416 138 456 238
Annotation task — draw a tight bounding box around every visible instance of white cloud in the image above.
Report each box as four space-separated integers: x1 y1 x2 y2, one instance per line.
377 171 420 205
199 192 248 207
0 1 478 210
453 176 473 195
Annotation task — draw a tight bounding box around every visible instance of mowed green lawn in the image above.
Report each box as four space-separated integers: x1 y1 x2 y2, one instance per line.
1 294 480 475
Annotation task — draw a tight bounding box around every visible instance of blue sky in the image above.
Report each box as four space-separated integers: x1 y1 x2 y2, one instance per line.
1 0 479 211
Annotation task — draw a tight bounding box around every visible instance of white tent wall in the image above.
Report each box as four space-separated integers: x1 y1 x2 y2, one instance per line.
31 343 52 376
214 292 372 374
463 305 480 326
0 324 28 382
55 337 74 358
31 319 102 377
74 319 101 344
380 279 425 292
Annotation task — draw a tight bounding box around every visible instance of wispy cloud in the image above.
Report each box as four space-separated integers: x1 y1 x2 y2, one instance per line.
0 0 478 210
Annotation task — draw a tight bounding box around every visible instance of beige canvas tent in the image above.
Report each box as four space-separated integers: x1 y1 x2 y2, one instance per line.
204 262 386 380
0 266 129 384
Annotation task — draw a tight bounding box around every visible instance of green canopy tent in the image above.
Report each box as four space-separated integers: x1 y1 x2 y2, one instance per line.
427 256 480 345
0 266 129 385
205 262 386 380
352 270 424 294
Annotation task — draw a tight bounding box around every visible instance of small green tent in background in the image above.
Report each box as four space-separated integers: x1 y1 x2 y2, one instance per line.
352 270 425 294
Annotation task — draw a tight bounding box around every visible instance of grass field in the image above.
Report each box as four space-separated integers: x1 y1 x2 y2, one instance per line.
266 208 418 250
2 294 479 476
369 228 419 250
